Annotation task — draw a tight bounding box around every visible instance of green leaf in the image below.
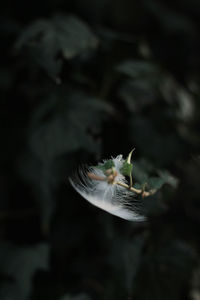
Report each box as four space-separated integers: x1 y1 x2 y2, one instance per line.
120 161 133 177
29 90 111 162
120 149 134 177
15 14 98 79
19 89 111 230
118 79 157 113
96 160 115 172
134 240 196 300
148 176 166 189
147 171 179 190
0 242 49 300
131 159 178 197
116 60 160 79
158 170 179 188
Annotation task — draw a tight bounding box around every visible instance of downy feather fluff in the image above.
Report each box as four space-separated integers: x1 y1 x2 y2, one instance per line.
69 155 145 221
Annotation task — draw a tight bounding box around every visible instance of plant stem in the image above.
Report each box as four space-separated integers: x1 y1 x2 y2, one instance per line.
88 172 106 181
116 181 141 193
87 172 156 198
116 181 155 197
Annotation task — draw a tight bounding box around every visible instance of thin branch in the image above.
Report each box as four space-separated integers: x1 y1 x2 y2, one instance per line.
87 172 156 198
116 181 156 197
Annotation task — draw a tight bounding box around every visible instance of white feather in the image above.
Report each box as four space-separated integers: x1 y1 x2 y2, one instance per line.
69 155 146 221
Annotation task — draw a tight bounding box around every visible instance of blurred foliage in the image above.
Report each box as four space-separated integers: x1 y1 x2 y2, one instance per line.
0 0 200 299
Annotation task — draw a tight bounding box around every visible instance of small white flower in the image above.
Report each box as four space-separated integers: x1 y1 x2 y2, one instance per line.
69 155 146 221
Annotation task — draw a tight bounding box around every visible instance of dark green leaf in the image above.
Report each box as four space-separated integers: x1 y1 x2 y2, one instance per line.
29 90 111 162
15 14 98 79
96 159 115 172
116 60 160 79
120 161 133 177
133 240 197 300
148 176 165 189
0 242 49 300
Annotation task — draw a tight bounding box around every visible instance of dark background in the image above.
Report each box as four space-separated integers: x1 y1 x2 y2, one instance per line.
1 0 200 299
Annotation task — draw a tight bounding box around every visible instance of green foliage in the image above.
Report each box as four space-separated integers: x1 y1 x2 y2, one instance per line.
29 89 111 161
120 160 133 177
96 159 115 172
132 159 178 194
133 240 196 300
120 149 134 177
18 89 111 231
116 60 160 79
15 14 98 80
0 242 49 300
